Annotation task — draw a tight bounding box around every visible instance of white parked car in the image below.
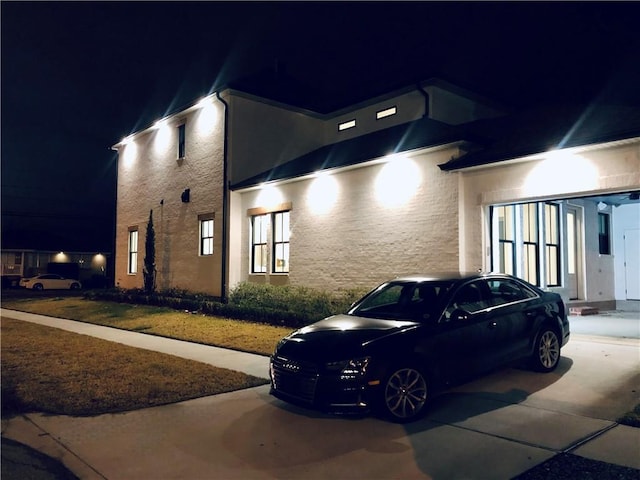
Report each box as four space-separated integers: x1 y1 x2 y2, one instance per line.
19 274 82 290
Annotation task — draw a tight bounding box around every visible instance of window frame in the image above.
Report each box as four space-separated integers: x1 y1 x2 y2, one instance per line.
250 213 268 273
128 228 138 274
272 210 290 273
598 212 611 255
177 123 186 159
545 203 561 286
199 214 214 256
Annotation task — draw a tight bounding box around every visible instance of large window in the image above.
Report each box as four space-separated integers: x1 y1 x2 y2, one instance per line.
522 203 539 285
128 228 138 274
273 211 290 273
491 202 563 288
494 205 515 275
251 214 268 273
598 212 611 255
250 210 291 274
545 203 560 286
199 215 214 256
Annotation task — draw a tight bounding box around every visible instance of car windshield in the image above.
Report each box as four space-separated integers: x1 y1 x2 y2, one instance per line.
349 280 455 322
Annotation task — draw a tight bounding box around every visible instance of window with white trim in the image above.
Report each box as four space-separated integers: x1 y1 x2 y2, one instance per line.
272 211 290 273
491 202 563 288
251 214 268 273
250 210 291 274
128 228 138 274
199 215 214 256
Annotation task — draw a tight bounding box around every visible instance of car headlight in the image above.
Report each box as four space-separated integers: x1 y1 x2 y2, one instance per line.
326 357 371 380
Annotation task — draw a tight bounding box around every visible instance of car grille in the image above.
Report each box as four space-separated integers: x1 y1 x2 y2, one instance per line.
271 355 319 404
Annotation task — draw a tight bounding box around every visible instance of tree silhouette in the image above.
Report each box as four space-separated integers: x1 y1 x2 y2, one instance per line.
143 209 156 293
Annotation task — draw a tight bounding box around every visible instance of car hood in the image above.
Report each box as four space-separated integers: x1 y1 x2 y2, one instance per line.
275 314 419 361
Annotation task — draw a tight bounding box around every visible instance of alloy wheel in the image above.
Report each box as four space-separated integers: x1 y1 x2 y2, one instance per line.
538 330 560 369
384 367 428 421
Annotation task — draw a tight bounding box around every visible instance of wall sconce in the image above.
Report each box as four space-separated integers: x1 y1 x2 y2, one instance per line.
181 188 190 203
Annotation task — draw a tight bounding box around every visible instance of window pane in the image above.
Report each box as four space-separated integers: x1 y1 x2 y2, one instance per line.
200 219 214 255
128 230 138 274
567 212 576 274
598 213 611 254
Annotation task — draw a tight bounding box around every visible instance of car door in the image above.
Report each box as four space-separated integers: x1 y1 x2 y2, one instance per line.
432 280 501 379
486 277 542 360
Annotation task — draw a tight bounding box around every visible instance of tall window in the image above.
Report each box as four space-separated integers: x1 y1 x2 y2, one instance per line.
598 212 611 255
273 211 290 273
522 203 539 285
251 214 268 273
494 205 515 275
545 203 560 286
177 123 186 159
128 229 138 274
199 216 214 256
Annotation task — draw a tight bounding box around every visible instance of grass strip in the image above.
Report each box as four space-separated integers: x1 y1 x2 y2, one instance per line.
2 297 293 356
1 318 268 416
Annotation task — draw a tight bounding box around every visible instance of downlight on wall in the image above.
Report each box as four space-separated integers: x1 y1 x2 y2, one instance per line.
153 119 172 155
121 137 138 169
195 95 219 135
375 155 422 207
524 150 598 197
307 172 339 214
257 184 284 209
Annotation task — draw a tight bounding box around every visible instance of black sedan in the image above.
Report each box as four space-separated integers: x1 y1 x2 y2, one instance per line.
269 272 570 422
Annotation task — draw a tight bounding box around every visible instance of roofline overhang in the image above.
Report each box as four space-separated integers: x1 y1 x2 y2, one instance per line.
438 136 640 172
232 140 466 193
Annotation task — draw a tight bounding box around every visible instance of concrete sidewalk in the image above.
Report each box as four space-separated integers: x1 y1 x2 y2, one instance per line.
1 308 639 479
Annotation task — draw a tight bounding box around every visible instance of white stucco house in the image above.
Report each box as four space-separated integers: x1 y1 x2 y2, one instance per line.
112 77 640 312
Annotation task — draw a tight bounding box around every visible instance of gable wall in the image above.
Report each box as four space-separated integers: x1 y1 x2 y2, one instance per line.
115 100 226 294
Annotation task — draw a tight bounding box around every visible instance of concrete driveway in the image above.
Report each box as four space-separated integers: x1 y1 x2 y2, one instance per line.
2 326 639 479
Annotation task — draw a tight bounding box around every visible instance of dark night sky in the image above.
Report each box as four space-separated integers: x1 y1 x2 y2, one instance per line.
2 1 639 252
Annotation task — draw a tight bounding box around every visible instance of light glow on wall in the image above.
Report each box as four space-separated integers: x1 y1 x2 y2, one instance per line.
121 138 137 168
375 156 422 207
307 172 339 214
524 150 599 197
54 252 69 262
153 119 172 154
256 184 284 209
196 96 219 135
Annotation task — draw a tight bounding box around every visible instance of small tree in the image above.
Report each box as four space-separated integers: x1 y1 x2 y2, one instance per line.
143 209 156 293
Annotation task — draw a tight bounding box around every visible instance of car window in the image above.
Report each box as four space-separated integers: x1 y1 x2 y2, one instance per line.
486 279 537 306
41 274 56 279
352 281 452 321
442 280 490 321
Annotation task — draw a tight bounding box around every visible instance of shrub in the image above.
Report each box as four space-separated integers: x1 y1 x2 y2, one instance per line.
84 283 367 328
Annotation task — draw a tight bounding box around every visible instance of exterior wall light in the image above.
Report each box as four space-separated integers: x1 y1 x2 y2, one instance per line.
375 157 422 207
307 173 339 214
524 150 598 197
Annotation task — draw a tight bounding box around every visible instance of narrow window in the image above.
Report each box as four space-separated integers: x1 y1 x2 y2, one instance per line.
522 203 539 285
128 229 138 274
338 119 356 131
251 214 268 273
199 215 214 256
545 203 560 286
598 212 611 255
494 205 515 275
177 123 186 159
376 106 397 119
272 211 290 273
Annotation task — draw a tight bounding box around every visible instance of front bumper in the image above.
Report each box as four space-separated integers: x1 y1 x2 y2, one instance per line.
269 355 376 413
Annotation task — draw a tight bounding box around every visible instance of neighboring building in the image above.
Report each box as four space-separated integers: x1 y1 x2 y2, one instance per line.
112 77 640 311
1 249 109 288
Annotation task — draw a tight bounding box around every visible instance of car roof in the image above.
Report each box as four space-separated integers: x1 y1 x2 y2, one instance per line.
392 272 506 282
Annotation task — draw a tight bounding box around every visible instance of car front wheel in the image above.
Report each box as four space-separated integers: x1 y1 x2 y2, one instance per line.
381 366 429 422
531 328 561 372
33 283 44 291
